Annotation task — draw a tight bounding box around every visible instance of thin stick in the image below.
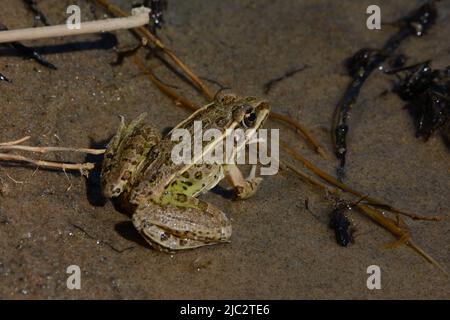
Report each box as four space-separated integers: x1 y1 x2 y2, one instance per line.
0 144 105 155
270 112 328 158
356 204 448 276
0 136 31 146
132 55 198 111
0 153 95 171
281 141 444 221
0 6 150 43
94 0 215 100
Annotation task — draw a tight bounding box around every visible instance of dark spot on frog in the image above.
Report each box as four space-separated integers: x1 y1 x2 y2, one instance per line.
195 171 203 180
183 181 193 187
135 145 144 154
182 172 190 179
198 201 208 211
122 171 132 181
176 193 187 203
160 232 169 241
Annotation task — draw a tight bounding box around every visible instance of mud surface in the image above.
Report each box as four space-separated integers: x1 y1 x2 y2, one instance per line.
0 0 449 299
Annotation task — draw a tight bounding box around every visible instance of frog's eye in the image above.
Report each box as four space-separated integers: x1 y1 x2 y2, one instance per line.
232 104 252 122
243 109 257 128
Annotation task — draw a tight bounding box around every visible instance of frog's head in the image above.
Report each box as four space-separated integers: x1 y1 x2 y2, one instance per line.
212 93 270 147
174 93 270 143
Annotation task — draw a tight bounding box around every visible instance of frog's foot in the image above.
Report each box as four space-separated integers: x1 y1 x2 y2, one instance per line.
132 197 232 252
225 164 262 200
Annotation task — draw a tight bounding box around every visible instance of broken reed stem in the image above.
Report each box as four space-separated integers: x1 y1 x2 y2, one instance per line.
282 160 448 276
0 7 151 43
280 141 444 221
0 153 95 171
0 144 105 155
94 0 215 100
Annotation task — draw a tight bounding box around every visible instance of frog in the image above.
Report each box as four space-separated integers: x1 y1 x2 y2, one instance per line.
101 93 270 252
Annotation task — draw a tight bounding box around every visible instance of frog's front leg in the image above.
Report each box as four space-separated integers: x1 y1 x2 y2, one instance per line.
224 164 262 200
132 196 231 252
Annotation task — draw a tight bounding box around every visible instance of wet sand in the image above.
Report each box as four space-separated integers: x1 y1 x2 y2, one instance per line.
0 0 449 299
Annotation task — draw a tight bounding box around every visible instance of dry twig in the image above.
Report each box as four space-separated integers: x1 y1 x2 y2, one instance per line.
0 6 151 43
0 152 95 171
0 137 104 172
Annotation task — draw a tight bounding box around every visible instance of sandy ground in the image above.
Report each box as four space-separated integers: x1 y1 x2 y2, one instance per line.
0 0 449 299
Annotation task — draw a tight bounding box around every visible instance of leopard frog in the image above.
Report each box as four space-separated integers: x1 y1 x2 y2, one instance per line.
101 94 270 251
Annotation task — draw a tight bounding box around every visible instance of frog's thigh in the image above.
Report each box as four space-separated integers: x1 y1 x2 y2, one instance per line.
224 164 262 200
132 197 231 251
132 222 218 252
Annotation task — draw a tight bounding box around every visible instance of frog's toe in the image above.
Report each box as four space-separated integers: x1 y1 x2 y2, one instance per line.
235 177 263 200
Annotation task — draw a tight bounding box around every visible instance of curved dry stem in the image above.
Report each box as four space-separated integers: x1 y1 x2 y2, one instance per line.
282 160 447 276
280 141 445 221
356 204 448 276
132 55 198 112
270 112 328 158
94 0 214 100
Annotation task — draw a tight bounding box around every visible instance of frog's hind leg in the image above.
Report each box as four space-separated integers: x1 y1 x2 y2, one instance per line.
132 221 223 252
132 196 232 251
102 113 146 170
224 164 262 200
101 113 161 198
